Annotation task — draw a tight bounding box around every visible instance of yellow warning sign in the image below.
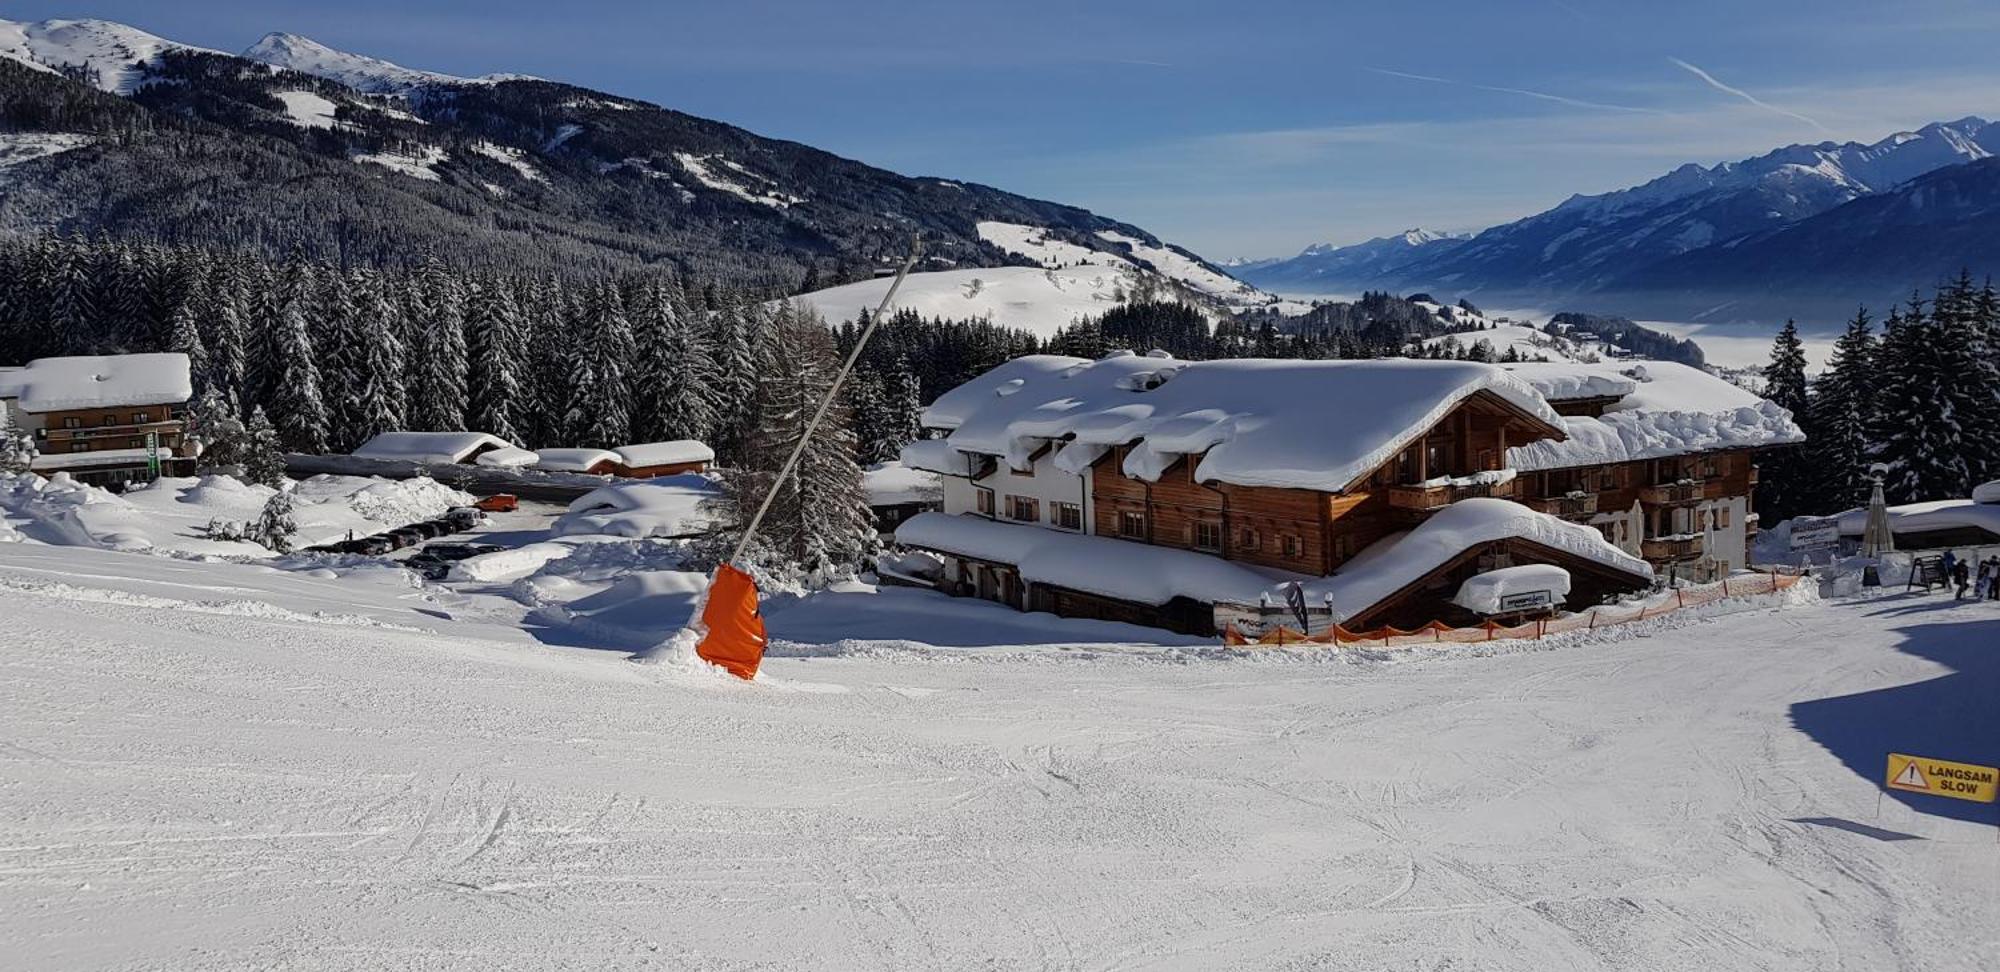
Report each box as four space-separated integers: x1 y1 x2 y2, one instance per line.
1885 753 1999 803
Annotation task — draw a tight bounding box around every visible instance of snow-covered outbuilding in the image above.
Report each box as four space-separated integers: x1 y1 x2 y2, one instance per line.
531 448 623 475
895 352 1693 634
0 353 195 486
611 440 714 477
1832 493 2000 550
352 431 520 466
862 460 943 534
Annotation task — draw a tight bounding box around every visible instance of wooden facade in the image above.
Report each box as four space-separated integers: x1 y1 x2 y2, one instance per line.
1342 535 1653 631
615 459 710 478
1088 390 1565 577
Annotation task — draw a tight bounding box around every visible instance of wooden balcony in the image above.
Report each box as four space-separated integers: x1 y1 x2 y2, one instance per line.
1526 493 1599 518
1387 476 1519 513
1641 534 1705 561
1638 480 1713 506
41 420 184 443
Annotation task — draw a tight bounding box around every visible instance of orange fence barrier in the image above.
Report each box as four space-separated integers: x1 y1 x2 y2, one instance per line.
1220 571 1803 649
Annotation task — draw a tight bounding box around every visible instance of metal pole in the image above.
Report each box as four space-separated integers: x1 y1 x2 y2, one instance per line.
727 236 923 566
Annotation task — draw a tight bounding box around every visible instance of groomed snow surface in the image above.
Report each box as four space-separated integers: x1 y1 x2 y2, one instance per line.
2 534 1993 969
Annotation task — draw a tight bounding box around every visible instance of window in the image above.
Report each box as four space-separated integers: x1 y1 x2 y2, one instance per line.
1193 521 1222 552
101 414 118 427
1119 511 1147 539
1426 441 1450 476
1715 507 1731 529
62 417 80 429
1599 470 1616 491
975 487 994 516
131 412 148 425
1052 502 1082 531
1005 495 1040 523
1239 528 1261 551
1703 459 1719 479
70 442 91 453
129 438 146 449
1281 534 1302 558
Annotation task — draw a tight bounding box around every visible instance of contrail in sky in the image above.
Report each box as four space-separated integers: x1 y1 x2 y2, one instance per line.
1366 67 1661 114
1667 57 1829 131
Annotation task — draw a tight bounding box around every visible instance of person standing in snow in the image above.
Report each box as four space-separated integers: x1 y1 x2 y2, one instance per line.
1988 557 2000 600
1950 557 1970 599
1940 549 1957 586
1976 559 1991 601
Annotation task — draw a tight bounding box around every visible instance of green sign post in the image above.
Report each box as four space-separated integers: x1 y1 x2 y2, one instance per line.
145 431 160 479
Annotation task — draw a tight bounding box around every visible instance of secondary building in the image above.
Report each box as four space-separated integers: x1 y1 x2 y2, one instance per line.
896 352 1801 634
0 353 195 487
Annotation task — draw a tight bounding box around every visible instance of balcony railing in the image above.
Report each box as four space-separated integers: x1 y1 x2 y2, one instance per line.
41 420 184 442
1638 480 1713 506
1527 493 1599 518
1641 534 1705 561
1387 476 1519 512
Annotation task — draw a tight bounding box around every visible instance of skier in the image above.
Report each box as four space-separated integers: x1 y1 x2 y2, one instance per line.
1950 557 1970 600
1977 558 1994 601
1939 549 1957 589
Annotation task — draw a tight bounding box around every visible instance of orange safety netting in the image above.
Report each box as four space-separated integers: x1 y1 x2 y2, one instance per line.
1221 571 1804 649
696 564 768 680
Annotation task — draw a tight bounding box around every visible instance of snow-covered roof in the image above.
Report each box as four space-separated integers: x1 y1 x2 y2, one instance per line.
1972 480 2000 505
900 438 980 477
897 498 1649 620
863 462 943 506
1451 564 1571 616
352 431 517 465
472 446 539 469
1501 361 1804 471
1834 499 2000 539
1313 498 1650 621
613 440 714 468
533 447 623 472
0 353 192 412
921 354 1565 492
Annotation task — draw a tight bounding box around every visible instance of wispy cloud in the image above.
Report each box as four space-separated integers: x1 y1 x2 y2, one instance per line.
1668 57 1829 132
1367 66 1664 115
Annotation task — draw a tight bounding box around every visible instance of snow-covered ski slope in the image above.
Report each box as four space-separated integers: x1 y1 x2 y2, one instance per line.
1 541 1994 970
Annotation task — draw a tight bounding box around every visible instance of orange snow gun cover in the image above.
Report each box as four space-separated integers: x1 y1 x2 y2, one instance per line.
696 564 767 680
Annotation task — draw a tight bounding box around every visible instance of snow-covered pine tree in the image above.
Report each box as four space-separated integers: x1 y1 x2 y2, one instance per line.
465 275 527 444
185 388 244 474
630 280 717 444
1 406 37 475
714 301 875 579
844 364 889 464
562 280 635 447
165 283 211 403
202 253 251 413
882 354 924 459
254 489 298 554
341 268 408 448
706 295 764 464
1870 294 1973 503
519 275 571 448
1756 319 1812 523
1802 309 1878 512
242 259 285 413
263 260 331 454
48 233 101 356
240 406 287 488
406 256 470 432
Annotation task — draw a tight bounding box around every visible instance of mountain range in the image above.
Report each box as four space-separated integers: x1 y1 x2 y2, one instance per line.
0 17 1265 306
1241 119 2000 324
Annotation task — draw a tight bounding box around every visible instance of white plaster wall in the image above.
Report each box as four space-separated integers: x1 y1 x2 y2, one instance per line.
936 443 1093 534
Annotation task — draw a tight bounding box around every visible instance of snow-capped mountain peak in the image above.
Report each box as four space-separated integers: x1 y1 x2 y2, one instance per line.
241 31 531 94
0 17 222 94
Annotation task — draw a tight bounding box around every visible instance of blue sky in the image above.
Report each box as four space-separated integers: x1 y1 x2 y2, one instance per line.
11 1 2000 259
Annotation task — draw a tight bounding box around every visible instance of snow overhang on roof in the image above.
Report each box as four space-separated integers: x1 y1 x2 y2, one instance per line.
920 353 1566 492
1501 361 1805 471
613 440 714 467
533 447 623 472
0 353 192 412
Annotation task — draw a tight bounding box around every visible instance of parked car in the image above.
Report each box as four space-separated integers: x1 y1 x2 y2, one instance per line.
475 494 519 513
411 520 451 539
442 507 485 531
405 554 453 581
384 528 424 549
420 542 505 562
346 536 395 555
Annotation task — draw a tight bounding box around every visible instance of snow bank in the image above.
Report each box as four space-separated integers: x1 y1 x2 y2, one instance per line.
0 353 190 412
924 354 1563 492
449 541 573 583
533 447 622 473
613 440 713 468
552 476 720 539
862 462 941 506
1451 564 1571 615
353 431 517 465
